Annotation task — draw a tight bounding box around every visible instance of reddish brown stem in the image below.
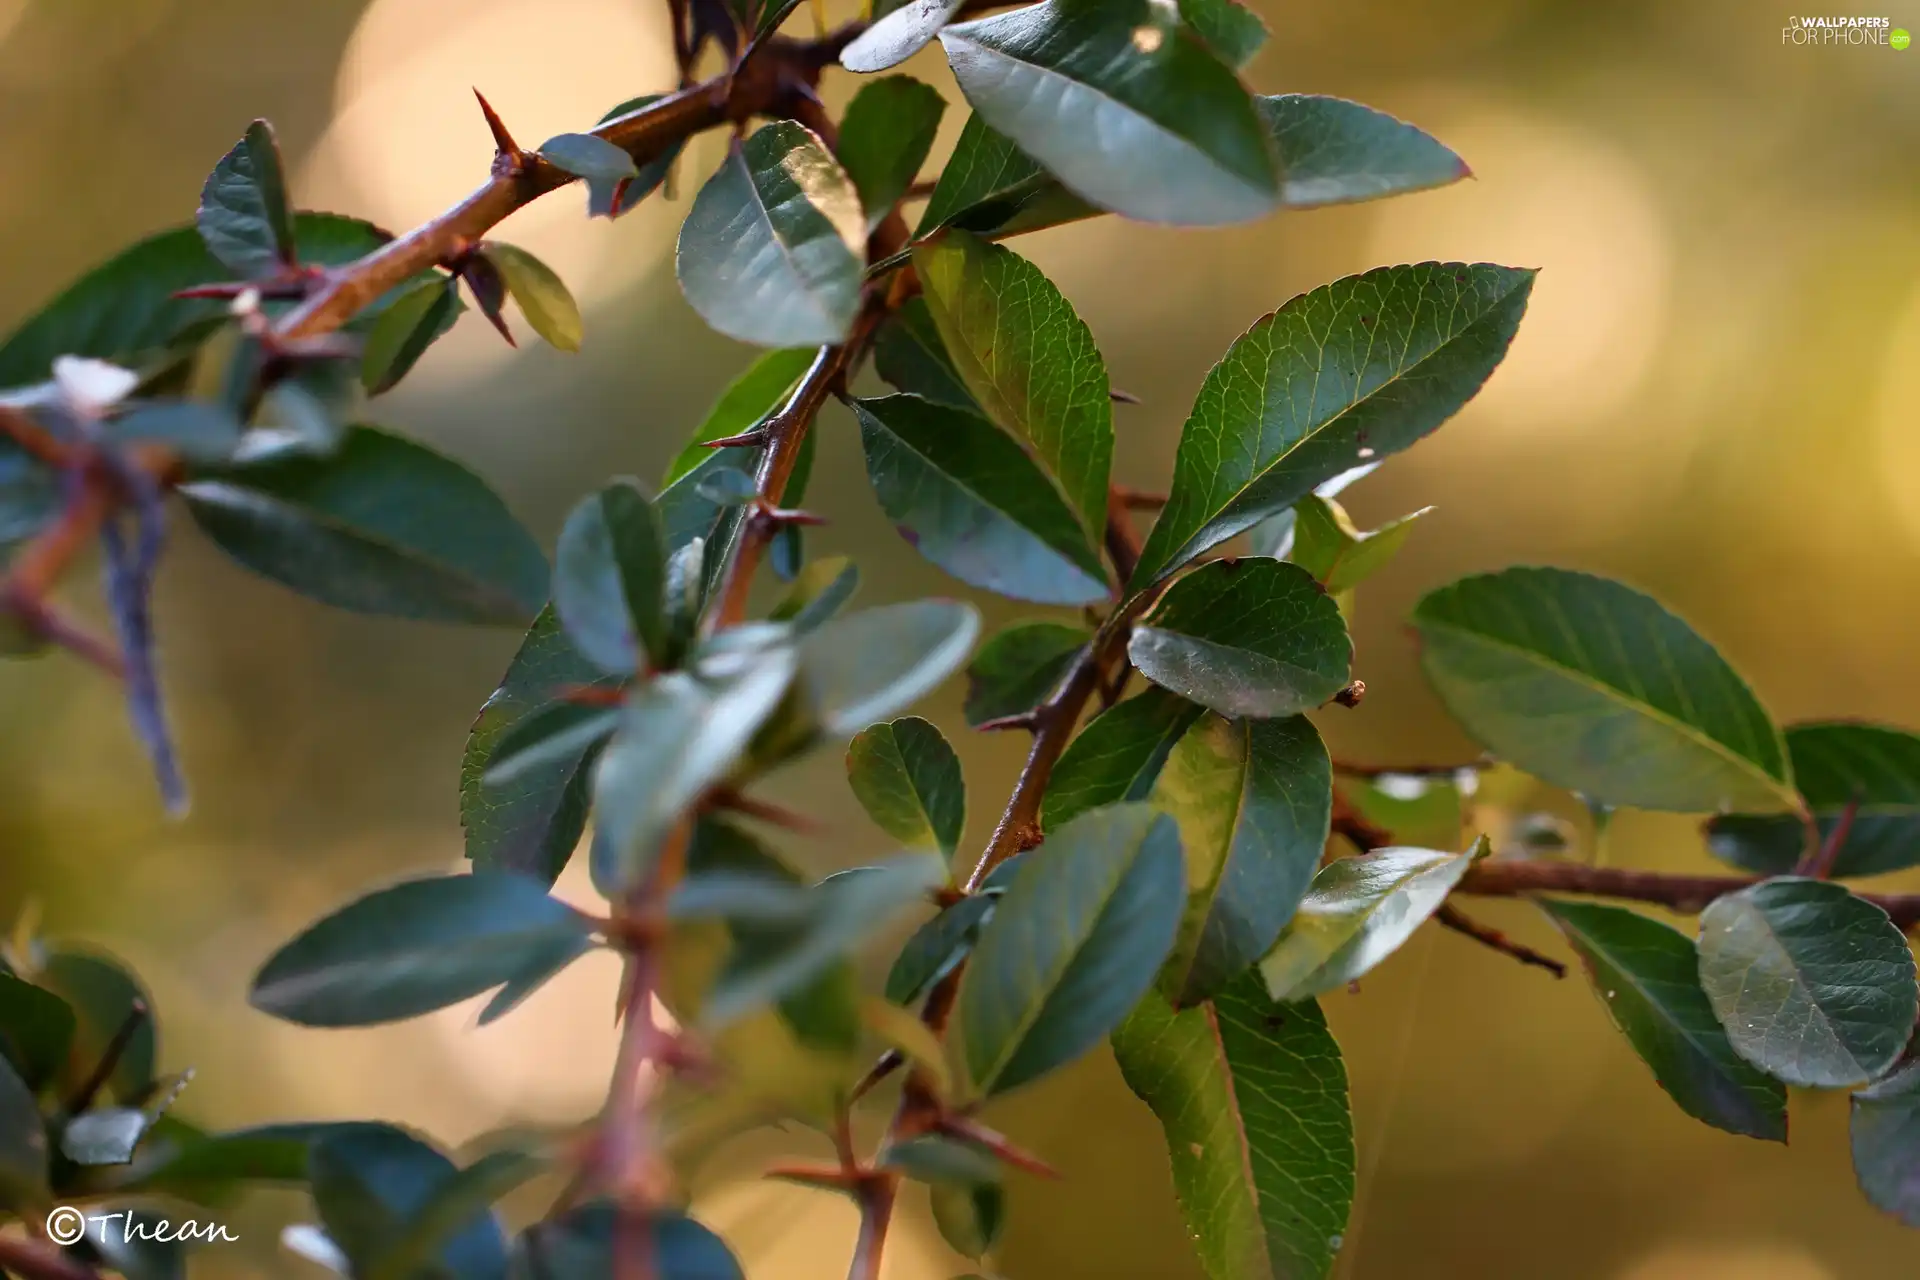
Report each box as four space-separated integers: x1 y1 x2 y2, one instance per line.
846 1176 897 1280
1796 795 1860 879
1455 858 1920 928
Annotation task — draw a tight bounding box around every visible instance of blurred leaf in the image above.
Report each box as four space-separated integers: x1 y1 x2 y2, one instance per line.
1342 771 1467 852
931 1180 1005 1260
1539 899 1786 1141
677 121 866 348
1413 568 1796 814
370 1147 547 1280
554 479 667 674
1708 722 1920 877
1112 978 1353 1280
249 873 596 1027
37 949 156 1105
873 296 981 411
848 716 966 857
0 974 74 1092
0 1054 47 1203
914 233 1112 543
258 377 346 455
590 649 797 896
183 425 549 626
958 804 1185 1096
1132 263 1533 586
509 1200 742 1280
843 0 968 72
1697 878 1918 1088
1245 462 1378 561
196 119 295 278
118 1121 378 1203
480 702 620 790
589 95 684 218
478 242 582 352
663 348 817 486
941 0 1278 225
1852 1059 1920 1228
881 1134 1001 1185
62 1107 153 1167
695 469 759 506
1289 495 1432 593
861 997 953 1097
770 556 859 633
361 276 463 395
914 112 1100 241
463 608 612 883
1043 687 1205 829
964 620 1087 728
109 400 246 464
1257 94 1471 207
537 133 638 183
1130 560 1350 719
1259 843 1482 1002
1152 713 1332 1006
886 894 996 1006
1178 0 1268 67
794 600 981 737
310 1126 506 1280
854 394 1109 605
838 77 947 229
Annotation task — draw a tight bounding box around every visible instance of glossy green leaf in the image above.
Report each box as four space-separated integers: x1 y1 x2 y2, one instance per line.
588 95 683 218
941 0 1279 226
1259 844 1481 1002
914 233 1112 543
478 241 582 352
183 425 548 626
886 894 996 1006
1413 568 1796 814
590 648 797 896
1258 94 1469 207
37 949 156 1104
1289 495 1432 593
914 112 1099 241
1708 722 1920 877
843 0 968 72
1153 713 1332 1006
1112 977 1353 1280
360 276 463 395
509 1200 743 1280
1538 898 1786 1141
769 555 860 633
1179 0 1268 67
0 1054 47 1202
848 716 966 857
677 121 866 348
553 479 667 674
1852 1059 1920 1228
958 803 1185 1096
1130 559 1351 719
537 132 638 183
0 974 75 1092
249 873 596 1027
310 1126 506 1280
1132 263 1533 586
1043 687 1205 829
854 394 1109 605
793 600 981 738
838 76 947 229
873 296 981 412
1697 878 1918 1088
197 119 295 278
931 1180 1006 1260
964 620 1087 728
463 608 611 883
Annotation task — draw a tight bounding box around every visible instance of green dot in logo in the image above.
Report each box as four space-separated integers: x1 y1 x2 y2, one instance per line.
1894 27 1912 49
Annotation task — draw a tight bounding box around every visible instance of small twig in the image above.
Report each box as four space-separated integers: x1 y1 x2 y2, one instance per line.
64 999 148 1115
846 1175 896 1280
1435 904 1566 979
1455 858 1920 928
1796 795 1860 879
706 786 827 836
1112 485 1166 511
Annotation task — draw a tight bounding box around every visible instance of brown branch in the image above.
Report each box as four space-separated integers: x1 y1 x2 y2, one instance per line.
1455 858 1920 929
0 1236 100 1280
846 1175 896 1280
1435 903 1566 979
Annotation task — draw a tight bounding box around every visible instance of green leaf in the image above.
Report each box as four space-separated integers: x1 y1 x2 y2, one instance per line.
310 1126 506 1280
914 233 1112 542
1132 263 1533 586
663 348 818 487
0 974 75 1092
360 276 463 395
197 119 295 278
848 717 966 858
1043 687 1205 829
854 394 1109 605
1178 0 1268 67
1538 898 1786 1142
957 803 1185 1096
588 96 684 219
838 77 947 230
537 132 639 183
964 620 1087 728
368 1147 546 1280
677 121 866 348
1412 567 1796 814
1340 770 1468 853
1852 1060 1920 1228
553 479 667 674
1246 463 1378 561
1130 559 1351 719
1696 878 1918 1088
249 873 596 1027
509 1201 742 1280
843 0 968 72
881 1134 1002 1185
478 241 582 352
479 702 620 789
914 112 1099 241
873 296 982 412
1289 496 1432 593
1152 713 1332 1007
941 0 1279 226
1112 977 1353 1280
1708 722 1920 877
931 1180 1006 1260
183 425 549 626
770 555 860 633
794 600 981 738
462 608 611 883
886 894 996 1006
1257 94 1471 208
0 1054 47 1203
37 949 156 1105
1259 844 1481 1002
590 649 798 896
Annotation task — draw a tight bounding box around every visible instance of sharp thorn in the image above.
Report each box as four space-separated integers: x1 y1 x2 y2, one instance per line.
473 89 524 166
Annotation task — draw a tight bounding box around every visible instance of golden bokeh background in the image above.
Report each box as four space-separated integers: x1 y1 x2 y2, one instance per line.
1 0 1917 1275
